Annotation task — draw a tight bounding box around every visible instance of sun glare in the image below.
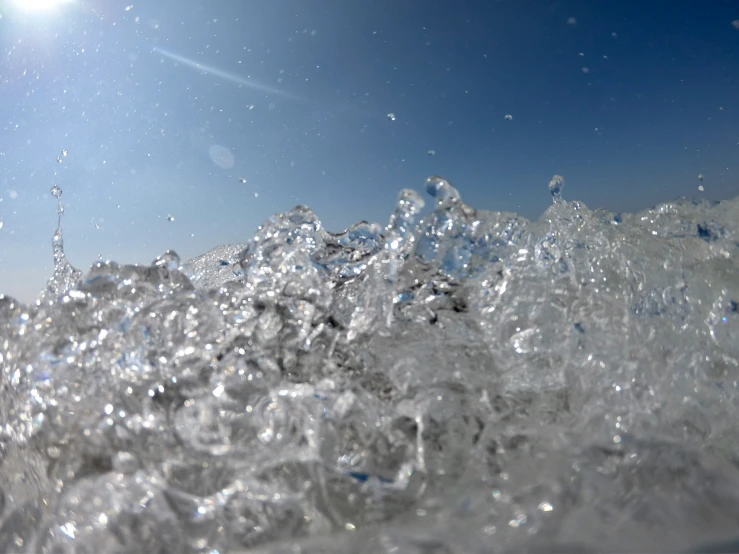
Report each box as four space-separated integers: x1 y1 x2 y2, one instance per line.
12 0 72 12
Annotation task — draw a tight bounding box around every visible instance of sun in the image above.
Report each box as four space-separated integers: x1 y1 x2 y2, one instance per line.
11 0 74 12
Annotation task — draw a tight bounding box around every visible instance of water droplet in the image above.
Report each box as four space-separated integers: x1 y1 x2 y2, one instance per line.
239 177 247 184
698 185 705 192
581 67 590 74
254 192 259 198
387 113 396 121
698 173 704 182
538 501 554 512
549 175 565 202
50 185 62 198
0 219 3 230
732 20 739 30
166 214 175 222
62 149 68 157
428 149 436 156
504 114 513 121
56 156 62 163
8 190 17 200
567 17 577 25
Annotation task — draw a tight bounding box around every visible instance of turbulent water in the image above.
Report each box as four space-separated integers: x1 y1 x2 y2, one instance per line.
1 176 738 553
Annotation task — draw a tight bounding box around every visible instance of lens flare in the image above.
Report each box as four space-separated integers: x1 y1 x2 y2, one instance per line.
12 0 73 12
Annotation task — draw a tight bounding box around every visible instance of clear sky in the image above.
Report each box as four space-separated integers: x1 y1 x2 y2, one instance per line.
1 0 738 302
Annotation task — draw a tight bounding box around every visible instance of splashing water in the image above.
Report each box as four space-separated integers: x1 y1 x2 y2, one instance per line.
40 184 82 303
1 175 739 553
548 174 565 202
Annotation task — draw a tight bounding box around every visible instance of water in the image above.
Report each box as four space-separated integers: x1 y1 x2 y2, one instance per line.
1 176 738 553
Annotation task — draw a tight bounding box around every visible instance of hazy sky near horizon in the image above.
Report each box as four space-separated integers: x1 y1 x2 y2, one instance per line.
1 0 738 302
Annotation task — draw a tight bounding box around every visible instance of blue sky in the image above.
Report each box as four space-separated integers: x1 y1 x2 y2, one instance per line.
1 0 738 302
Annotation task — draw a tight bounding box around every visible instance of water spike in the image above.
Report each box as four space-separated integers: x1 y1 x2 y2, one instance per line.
549 175 565 202
388 188 425 234
42 183 82 301
425 175 461 208
374 189 427 330
153 250 182 272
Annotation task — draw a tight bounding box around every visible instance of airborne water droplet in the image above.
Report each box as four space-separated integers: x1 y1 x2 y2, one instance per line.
239 177 247 184
549 175 565 202
50 185 62 198
504 114 513 121
62 149 68 157
167 214 175 222
387 113 396 121
428 149 436 156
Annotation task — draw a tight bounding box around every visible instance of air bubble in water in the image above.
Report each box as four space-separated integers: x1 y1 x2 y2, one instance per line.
167 214 175 222
239 177 247 184
549 175 565 202
56 156 62 163
50 185 62 198
387 113 396 121
504 114 513 120
698 185 705 192
428 149 436 156
62 149 68 157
